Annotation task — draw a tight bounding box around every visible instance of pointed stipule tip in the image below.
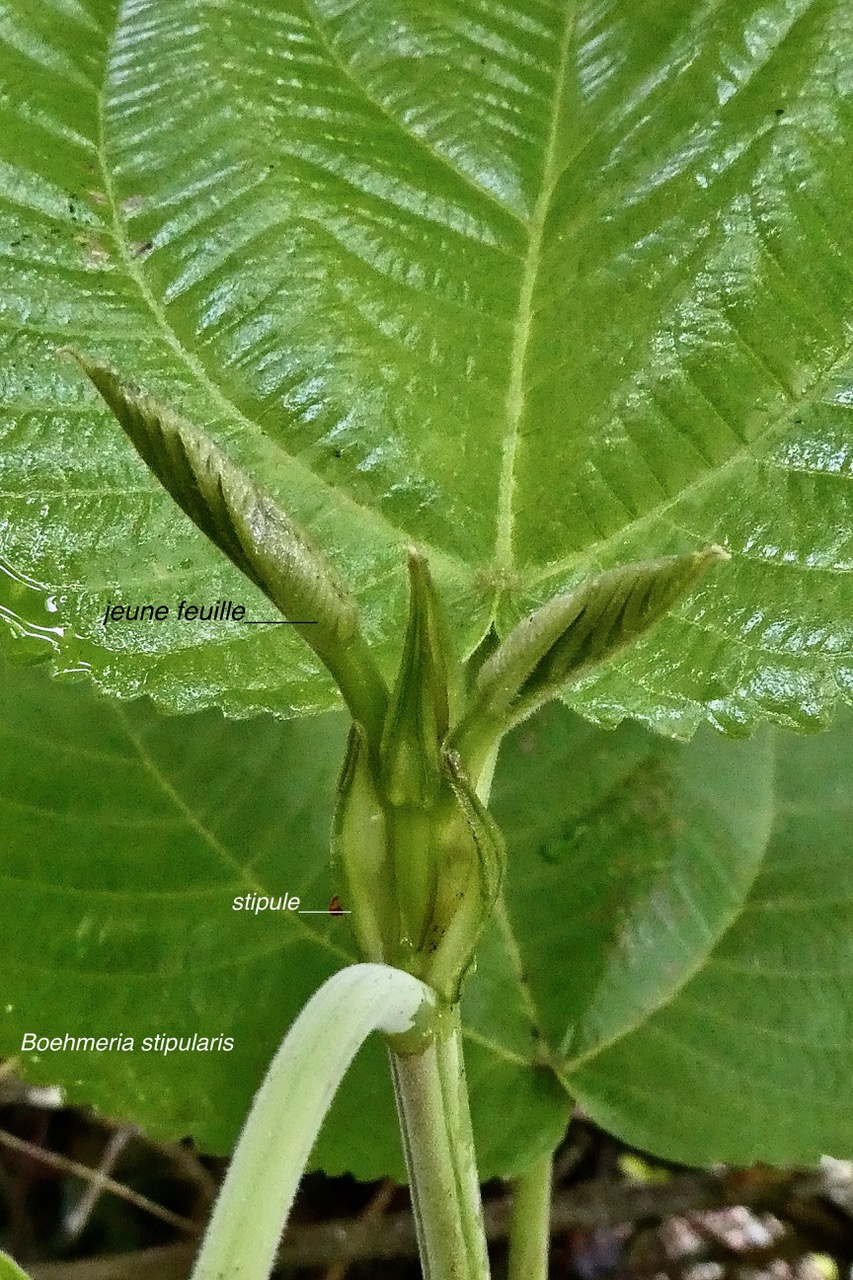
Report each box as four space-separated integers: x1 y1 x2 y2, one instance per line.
706 544 731 563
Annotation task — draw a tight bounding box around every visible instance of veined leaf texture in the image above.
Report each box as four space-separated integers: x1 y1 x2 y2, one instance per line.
0 1 850 734
2 660 852 1171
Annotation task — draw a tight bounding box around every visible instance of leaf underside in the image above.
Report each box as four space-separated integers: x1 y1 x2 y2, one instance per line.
0 1 851 735
3 654 852 1176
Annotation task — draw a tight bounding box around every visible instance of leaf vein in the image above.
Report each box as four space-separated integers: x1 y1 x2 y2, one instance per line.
112 704 350 962
297 0 524 227
563 734 776 1073
495 3 576 574
93 18 469 581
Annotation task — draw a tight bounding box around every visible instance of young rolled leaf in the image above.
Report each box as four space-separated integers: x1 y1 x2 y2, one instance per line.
68 355 389 741
380 549 454 808
455 548 728 771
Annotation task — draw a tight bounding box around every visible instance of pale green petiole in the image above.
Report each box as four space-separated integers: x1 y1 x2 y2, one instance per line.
507 1151 554 1280
390 1008 491 1280
190 963 434 1280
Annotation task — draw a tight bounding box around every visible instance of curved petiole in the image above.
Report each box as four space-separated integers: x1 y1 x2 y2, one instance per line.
190 963 434 1280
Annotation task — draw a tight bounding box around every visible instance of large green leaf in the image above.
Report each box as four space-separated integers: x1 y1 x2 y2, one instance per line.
1 1 851 733
488 702 853 1164
3 652 852 1174
0 652 568 1180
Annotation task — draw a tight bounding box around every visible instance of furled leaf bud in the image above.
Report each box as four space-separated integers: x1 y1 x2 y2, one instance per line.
454 547 728 774
68 354 388 742
380 549 452 809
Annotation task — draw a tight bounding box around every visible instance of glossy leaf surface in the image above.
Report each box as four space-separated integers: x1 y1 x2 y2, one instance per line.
3 655 852 1174
1 1 852 733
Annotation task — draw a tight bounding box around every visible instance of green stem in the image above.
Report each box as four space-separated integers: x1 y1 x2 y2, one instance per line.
384 694 504 1278
191 964 433 1280
507 1151 554 1280
389 1008 491 1280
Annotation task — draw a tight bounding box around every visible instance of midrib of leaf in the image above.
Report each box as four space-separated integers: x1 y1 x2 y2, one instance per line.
551 0 803 210
91 12 467 583
562 731 778 1073
113 704 353 964
495 6 576 578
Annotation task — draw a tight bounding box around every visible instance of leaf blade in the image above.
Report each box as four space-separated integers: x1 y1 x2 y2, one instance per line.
3 649 853 1172
2 1 852 730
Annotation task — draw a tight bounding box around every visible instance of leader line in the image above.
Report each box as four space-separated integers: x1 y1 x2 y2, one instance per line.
242 620 319 625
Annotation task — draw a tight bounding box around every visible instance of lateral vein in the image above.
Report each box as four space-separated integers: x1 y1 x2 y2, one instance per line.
495 9 576 575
